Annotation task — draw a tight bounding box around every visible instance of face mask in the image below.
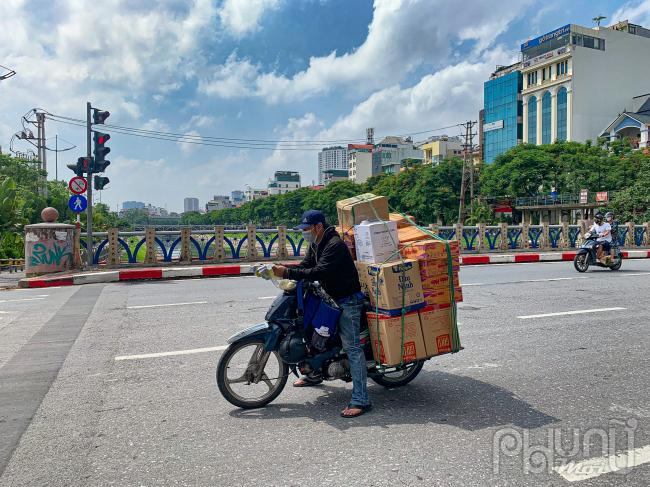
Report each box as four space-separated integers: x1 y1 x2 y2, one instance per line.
302 230 315 243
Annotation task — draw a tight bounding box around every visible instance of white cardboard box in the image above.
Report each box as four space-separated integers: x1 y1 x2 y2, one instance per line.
353 220 399 264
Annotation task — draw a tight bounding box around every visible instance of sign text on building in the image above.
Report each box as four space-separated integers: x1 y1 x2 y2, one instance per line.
483 120 504 132
521 24 570 51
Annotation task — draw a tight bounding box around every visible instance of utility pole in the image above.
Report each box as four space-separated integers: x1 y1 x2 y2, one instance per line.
35 112 48 198
458 120 476 223
55 135 58 180
86 102 93 269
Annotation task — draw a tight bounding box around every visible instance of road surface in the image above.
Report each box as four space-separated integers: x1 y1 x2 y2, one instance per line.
1 261 649 486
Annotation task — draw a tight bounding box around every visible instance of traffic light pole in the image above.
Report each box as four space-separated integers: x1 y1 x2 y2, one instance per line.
86 101 93 269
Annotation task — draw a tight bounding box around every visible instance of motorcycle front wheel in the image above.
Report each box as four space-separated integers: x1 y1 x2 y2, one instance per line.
573 253 590 273
216 339 288 409
370 360 424 388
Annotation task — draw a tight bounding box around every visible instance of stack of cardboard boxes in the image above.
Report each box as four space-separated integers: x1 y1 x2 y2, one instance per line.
336 194 463 367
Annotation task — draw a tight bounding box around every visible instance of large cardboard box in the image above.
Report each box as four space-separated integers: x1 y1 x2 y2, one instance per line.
389 213 414 229
423 286 463 305
355 261 369 295
418 305 459 356
356 259 425 315
366 311 427 365
401 239 460 260
353 220 399 264
419 260 460 280
398 226 431 244
337 193 389 231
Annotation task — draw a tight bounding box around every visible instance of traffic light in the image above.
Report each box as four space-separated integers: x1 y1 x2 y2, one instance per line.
92 131 110 172
92 109 110 125
94 175 109 190
67 157 91 177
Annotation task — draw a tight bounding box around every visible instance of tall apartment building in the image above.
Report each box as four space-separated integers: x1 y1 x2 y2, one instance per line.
317 146 347 185
183 197 199 213
520 21 650 146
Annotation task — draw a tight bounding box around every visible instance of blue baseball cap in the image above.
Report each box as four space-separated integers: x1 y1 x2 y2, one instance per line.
295 209 326 230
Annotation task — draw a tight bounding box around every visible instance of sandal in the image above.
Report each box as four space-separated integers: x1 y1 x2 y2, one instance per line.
340 403 372 418
293 372 323 387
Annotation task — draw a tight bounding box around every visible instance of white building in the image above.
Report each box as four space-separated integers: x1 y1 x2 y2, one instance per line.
521 21 650 146
318 146 347 185
183 197 199 213
417 135 464 165
347 144 380 183
268 171 301 195
244 187 269 202
373 136 424 174
205 195 231 212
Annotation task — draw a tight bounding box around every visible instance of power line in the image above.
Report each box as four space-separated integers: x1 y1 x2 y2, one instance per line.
43 111 464 151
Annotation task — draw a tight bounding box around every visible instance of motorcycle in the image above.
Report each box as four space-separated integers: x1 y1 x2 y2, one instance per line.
573 232 622 272
216 280 424 409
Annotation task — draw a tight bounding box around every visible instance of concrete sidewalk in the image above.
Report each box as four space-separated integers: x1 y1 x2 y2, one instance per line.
16 249 650 289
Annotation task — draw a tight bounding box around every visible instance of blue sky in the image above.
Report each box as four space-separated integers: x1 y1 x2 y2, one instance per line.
1 0 648 213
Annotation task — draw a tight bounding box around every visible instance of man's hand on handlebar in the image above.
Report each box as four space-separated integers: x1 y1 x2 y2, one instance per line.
272 265 287 278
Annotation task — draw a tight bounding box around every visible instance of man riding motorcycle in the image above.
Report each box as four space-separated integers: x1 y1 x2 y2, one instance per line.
605 211 619 259
271 210 372 418
589 212 612 263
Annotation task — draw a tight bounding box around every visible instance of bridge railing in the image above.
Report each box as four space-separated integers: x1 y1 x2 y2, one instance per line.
79 222 650 266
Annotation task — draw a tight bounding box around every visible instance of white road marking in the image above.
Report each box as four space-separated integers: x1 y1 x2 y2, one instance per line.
518 307 626 319
115 345 228 361
553 444 650 482
0 295 48 303
126 301 208 309
258 296 277 300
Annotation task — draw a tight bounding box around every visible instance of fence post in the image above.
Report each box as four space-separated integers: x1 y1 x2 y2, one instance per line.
499 222 508 251
246 224 258 261
521 222 530 249
454 223 463 251
180 226 191 263
476 223 486 252
107 228 120 266
145 226 157 264
644 222 650 247
541 222 550 250
213 225 225 262
625 222 635 248
277 225 288 259
561 222 569 248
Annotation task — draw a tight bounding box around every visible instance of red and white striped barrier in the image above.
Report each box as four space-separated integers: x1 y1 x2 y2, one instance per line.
19 251 650 288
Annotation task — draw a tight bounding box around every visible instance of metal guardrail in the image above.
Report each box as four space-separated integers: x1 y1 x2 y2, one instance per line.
76 223 650 267
515 192 620 207
0 258 25 273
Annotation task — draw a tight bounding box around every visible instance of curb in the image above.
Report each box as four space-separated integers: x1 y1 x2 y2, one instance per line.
18 251 650 288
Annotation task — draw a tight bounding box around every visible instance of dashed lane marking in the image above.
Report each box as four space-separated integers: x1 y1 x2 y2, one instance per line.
126 301 208 309
518 307 626 319
115 345 228 361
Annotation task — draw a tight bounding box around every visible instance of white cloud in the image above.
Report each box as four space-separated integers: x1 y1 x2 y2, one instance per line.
612 0 650 26
260 46 516 184
218 0 281 38
180 130 202 154
201 0 532 104
181 115 216 131
141 118 171 132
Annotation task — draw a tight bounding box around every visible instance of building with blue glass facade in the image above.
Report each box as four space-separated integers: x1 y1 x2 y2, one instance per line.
482 64 523 163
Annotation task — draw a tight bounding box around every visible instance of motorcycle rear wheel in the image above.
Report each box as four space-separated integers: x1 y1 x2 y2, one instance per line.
609 255 623 271
217 339 288 409
370 360 424 388
573 253 589 273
